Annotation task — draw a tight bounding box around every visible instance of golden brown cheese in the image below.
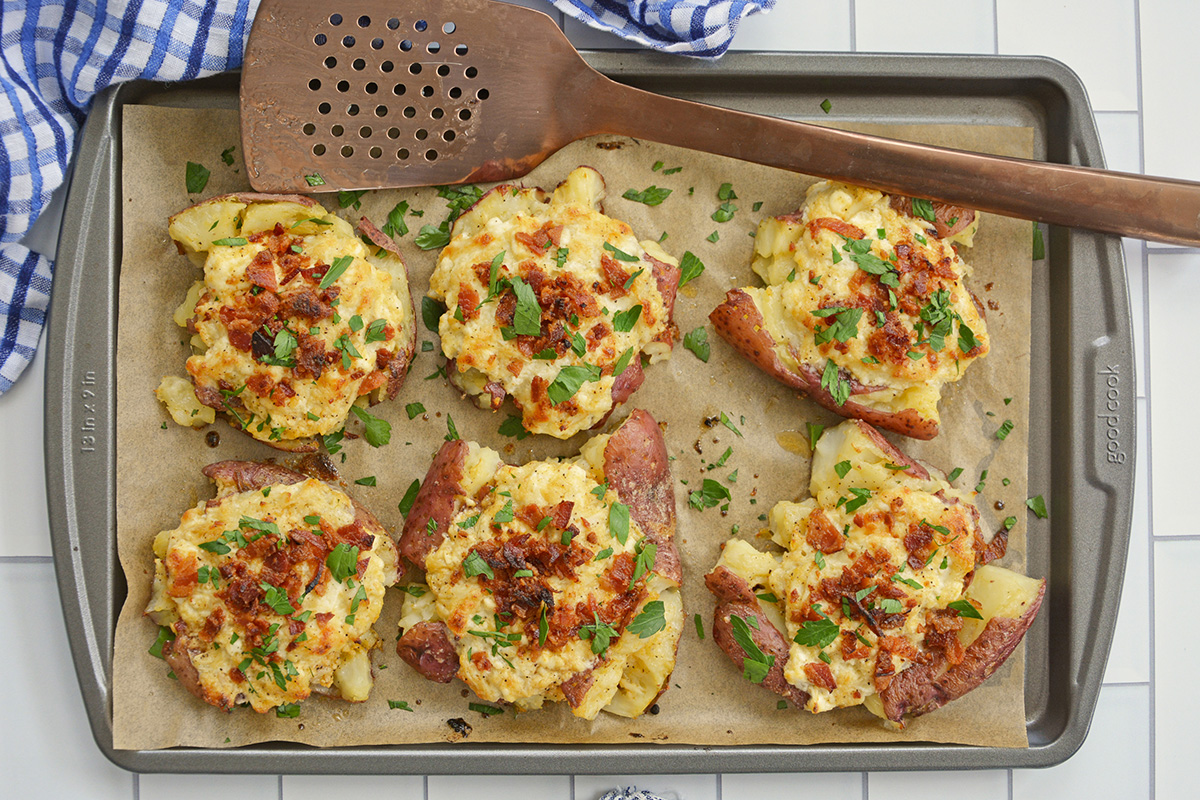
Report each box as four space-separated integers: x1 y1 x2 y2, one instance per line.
145 474 400 712
428 167 679 439
401 440 683 719
747 181 988 425
162 197 414 447
711 420 997 714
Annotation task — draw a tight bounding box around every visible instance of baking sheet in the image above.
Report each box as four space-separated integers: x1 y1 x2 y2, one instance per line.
111 104 1034 750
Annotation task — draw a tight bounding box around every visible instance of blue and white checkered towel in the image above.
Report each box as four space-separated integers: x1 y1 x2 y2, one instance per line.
551 1 773 56
0 1 771 394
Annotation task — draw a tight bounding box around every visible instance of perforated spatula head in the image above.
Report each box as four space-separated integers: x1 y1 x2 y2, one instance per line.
241 0 600 191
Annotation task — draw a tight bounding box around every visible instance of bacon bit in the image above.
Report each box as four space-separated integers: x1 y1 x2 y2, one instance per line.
599 253 630 297
166 550 199 597
229 667 246 683
878 634 925 664
477 231 494 246
246 373 274 398
867 315 913 367
805 508 844 554
804 662 838 692
530 375 547 403
299 264 326 284
923 607 965 665
515 222 563 256
495 292 516 327
246 250 279 292
199 607 225 642
458 286 480 321
247 289 281 318
334 521 376 551
278 252 306 285
358 371 387 394
551 500 573 529
976 527 1009 565
840 630 871 661
536 271 599 321
599 552 636 593
471 261 493 286
222 577 262 614
587 322 609 351
903 522 936 572
282 288 333 321
314 612 334 625
808 217 865 241
294 331 331 380
470 651 492 671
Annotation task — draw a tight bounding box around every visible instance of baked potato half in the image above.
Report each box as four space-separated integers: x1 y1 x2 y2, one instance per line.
706 419 1043 726
158 193 417 450
144 459 401 713
396 409 683 719
427 166 680 439
710 182 988 439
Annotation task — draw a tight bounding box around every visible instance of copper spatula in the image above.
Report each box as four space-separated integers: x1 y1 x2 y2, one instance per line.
242 0 1200 245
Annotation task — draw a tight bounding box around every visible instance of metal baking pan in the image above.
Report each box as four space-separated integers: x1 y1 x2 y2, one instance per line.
44 51 1135 773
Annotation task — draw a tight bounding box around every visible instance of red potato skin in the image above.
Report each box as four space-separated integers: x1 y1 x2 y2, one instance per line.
356 216 417 403
710 289 938 440
603 409 681 584
879 580 1045 721
396 621 459 683
849 420 931 480
707 568 810 707
398 439 471 568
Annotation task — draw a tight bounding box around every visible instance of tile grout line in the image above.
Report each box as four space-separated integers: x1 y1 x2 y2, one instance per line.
716 772 723 800
1101 679 1151 687
849 0 857 53
1132 2 1155 799
0 555 52 563
1007 767 1013 800
570 774 575 800
424 774 429 800
1151 533 1200 542
132 773 138 800
992 0 999 55
278 774 283 800
861 771 868 800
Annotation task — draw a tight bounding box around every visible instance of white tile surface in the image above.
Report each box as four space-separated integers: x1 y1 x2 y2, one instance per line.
723 771 862 799
997 0 1139 111
573 774 717 800
1141 0 1200 179
283 774 425 798
139 774 279 800
1012 684 1149 798
856 0 995 54
0 562 133 800
1104 398 1150 684
1147 251 1200 536
428 775 570 800
1154 538 1200 800
0 346 50 557
730 1 853 52
868 769 1007 799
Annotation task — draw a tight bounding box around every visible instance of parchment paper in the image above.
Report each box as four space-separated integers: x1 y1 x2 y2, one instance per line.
113 105 1035 750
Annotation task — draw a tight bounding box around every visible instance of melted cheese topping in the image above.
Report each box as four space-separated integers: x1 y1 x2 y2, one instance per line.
748 181 988 421
146 478 398 712
409 442 680 719
428 167 678 439
712 420 984 714
172 201 411 444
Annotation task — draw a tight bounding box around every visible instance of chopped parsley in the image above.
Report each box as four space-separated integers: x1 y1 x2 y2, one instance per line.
387 700 415 711
677 251 705 287
947 598 984 620
730 614 774 683
609 501 631 545
820 359 851 406
996 419 1014 440
547 363 601 405
397 479 420 517
627 600 666 638
405 402 426 419
1026 494 1049 519
462 551 494 580
622 185 672 206
318 255 354 290
349 404 391 446
326 543 360 583
612 304 643 333
688 478 731 510
185 161 210 193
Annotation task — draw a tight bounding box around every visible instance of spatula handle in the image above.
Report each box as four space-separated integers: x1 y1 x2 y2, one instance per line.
585 74 1199 246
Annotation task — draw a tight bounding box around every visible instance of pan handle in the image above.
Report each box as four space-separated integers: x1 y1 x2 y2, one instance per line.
583 72 1199 246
